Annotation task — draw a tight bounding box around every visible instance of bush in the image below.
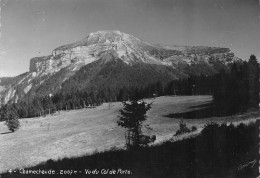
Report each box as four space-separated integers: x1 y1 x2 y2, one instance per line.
191 126 197 131
174 120 197 136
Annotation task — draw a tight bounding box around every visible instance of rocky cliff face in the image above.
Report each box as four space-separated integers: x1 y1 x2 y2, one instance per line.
0 30 241 105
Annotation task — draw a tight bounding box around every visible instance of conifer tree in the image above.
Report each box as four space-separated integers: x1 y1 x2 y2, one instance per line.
2 106 20 132
247 55 259 108
117 100 155 149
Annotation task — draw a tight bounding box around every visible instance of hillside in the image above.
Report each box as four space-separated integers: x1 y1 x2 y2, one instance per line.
59 57 183 97
1 95 259 174
0 96 211 173
3 121 258 178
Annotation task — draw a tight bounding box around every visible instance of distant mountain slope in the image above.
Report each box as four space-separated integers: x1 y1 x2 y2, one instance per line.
60 55 183 97
0 30 241 105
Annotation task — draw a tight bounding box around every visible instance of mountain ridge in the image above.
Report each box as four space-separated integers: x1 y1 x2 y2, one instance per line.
0 30 241 105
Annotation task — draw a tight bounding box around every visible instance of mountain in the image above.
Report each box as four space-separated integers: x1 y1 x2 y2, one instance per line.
0 30 240 105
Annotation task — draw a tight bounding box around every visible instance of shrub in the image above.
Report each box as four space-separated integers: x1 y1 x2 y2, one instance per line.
191 126 197 131
174 120 197 136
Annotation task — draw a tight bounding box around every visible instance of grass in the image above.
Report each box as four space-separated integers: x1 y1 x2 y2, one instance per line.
0 95 259 175
1 121 259 178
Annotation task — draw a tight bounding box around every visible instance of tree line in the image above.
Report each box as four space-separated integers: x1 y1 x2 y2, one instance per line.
0 75 216 119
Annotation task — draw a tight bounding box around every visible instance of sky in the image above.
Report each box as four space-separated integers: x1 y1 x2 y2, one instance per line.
0 0 260 77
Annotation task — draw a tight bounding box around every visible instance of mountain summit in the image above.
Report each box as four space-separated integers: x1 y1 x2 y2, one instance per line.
29 30 173 75
0 30 240 104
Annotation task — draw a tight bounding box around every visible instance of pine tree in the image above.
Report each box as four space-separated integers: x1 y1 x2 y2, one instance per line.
156 81 164 96
2 106 20 132
117 100 155 149
247 55 259 109
117 87 128 101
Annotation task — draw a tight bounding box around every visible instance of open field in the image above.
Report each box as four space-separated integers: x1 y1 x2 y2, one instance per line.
0 95 259 173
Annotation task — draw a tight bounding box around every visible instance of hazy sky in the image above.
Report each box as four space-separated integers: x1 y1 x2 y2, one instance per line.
0 0 260 76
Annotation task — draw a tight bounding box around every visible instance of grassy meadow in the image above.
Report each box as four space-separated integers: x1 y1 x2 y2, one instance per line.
0 95 259 177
